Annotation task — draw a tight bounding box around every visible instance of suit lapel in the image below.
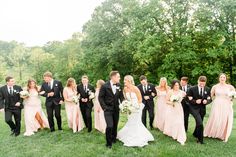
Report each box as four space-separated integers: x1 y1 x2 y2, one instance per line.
4 85 9 96
107 82 115 96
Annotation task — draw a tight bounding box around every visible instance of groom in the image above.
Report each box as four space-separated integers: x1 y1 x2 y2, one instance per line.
99 71 124 148
0 76 23 136
40 71 64 132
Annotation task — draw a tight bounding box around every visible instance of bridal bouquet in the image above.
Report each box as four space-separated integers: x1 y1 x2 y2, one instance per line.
119 100 140 115
20 90 29 99
170 95 181 107
72 95 79 104
228 91 236 99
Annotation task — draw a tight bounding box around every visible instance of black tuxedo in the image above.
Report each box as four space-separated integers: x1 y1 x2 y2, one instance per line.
187 85 212 143
0 85 23 135
98 81 124 147
77 84 95 132
180 84 191 132
137 83 157 128
40 80 64 131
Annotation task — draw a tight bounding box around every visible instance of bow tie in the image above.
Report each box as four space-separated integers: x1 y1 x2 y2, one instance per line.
113 83 118 86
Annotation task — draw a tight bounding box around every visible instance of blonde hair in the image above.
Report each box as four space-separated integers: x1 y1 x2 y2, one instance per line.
158 77 168 91
43 71 53 78
124 75 135 85
96 79 105 89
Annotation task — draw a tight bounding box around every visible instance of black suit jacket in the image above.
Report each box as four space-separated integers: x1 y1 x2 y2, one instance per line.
0 85 23 109
40 80 64 107
98 81 124 112
181 84 191 105
77 84 95 106
137 83 157 104
187 85 212 107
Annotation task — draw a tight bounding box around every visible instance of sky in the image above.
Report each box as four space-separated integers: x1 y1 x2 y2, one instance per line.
0 0 104 46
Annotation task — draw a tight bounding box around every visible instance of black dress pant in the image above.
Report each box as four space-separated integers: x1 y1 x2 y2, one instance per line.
104 110 119 146
182 102 190 132
46 102 62 131
80 102 92 132
142 101 154 128
5 108 22 134
189 105 206 143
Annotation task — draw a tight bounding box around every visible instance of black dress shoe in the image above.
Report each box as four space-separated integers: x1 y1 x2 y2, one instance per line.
112 139 117 143
10 130 15 136
88 129 92 133
58 128 63 131
50 129 55 132
15 132 20 137
106 144 112 149
197 139 204 144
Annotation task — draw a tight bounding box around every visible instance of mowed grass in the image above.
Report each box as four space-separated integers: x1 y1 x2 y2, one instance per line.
0 103 236 157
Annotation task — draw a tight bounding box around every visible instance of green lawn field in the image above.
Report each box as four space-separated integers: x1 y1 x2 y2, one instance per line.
0 103 235 157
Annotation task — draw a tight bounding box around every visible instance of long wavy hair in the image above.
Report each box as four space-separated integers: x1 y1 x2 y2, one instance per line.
27 79 39 92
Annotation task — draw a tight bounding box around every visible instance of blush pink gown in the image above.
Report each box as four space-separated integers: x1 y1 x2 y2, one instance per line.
163 90 186 145
153 90 168 131
204 84 234 142
63 87 84 133
24 89 49 136
94 89 106 134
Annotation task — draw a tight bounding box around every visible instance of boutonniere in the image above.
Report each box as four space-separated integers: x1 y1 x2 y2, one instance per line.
55 84 58 87
148 86 150 89
116 86 120 90
207 96 211 100
204 91 207 94
14 90 19 94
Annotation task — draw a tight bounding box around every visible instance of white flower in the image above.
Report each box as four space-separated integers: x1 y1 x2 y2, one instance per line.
72 95 79 104
20 91 29 98
170 95 180 102
228 91 236 99
119 100 140 114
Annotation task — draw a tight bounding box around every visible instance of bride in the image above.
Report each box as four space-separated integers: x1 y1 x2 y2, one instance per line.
117 75 154 147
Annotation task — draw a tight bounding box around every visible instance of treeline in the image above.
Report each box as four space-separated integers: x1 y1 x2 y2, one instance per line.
0 0 236 86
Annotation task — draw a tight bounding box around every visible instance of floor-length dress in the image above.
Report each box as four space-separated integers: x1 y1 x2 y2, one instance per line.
24 89 49 136
117 92 154 147
94 89 106 133
163 90 186 145
204 84 234 142
153 90 168 131
64 87 84 133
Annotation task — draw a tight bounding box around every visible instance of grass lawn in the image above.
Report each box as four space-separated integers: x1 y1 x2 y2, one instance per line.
0 103 235 157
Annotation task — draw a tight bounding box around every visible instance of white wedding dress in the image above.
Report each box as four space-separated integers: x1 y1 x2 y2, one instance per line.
117 92 154 147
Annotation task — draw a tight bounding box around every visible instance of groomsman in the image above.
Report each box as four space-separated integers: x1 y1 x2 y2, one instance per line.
180 77 191 132
137 75 157 129
0 76 23 136
40 72 64 132
187 76 212 144
77 75 95 132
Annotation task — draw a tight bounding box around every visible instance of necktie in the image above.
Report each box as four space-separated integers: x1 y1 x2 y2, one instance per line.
48 82 51 89
200 88 203 97
143 86 146 93
84 86 87 92
10 87 13 95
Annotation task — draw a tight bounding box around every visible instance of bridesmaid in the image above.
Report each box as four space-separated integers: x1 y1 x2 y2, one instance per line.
163 80 186 145
94 80 106 133
63 78 84 133
24 79 49 136
153 77 170 131
204 73 235 142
